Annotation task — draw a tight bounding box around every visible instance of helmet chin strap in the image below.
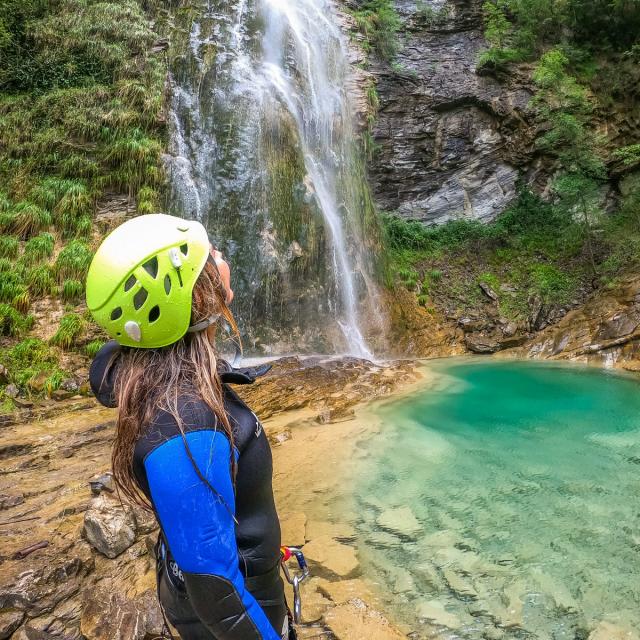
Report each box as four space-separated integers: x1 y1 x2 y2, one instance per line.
187 314 220 334
186 314 243 367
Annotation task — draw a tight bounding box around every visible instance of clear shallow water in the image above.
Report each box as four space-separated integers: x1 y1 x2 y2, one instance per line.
349 360 640 639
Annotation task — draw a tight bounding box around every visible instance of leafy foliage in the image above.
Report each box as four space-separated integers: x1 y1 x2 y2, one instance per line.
348 0 402 61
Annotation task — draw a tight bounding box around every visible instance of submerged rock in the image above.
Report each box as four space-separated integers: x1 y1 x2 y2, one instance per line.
376 506 422 540
83 495 136 559
589 622 639 640
416 600 462 630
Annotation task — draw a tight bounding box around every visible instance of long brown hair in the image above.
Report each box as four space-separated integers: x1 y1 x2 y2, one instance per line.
111 259 239 508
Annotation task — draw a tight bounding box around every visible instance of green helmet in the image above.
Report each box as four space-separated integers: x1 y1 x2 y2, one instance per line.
86 213 210 348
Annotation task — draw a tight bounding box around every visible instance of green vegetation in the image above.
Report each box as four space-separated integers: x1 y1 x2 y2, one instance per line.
380 0 640 324
0 0 166 398
478 0 640 71
50 313 85 350
0 339 67 403
384 181 640 322
347 0 402 61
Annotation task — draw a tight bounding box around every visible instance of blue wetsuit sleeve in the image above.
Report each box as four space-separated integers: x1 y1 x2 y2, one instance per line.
144 429 281 640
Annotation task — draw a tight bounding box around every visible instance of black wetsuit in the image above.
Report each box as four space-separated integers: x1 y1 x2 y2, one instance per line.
90 342 288 640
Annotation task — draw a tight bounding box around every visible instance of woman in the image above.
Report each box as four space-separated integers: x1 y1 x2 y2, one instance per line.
86 213 291 640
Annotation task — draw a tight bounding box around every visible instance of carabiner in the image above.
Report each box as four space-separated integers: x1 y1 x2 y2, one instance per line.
280 546 310 624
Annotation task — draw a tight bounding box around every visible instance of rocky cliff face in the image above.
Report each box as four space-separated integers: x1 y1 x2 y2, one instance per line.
369 0 538 224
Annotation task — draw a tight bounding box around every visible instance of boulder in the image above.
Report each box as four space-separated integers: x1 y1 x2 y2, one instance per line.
376 506 422 540
83 495 136 559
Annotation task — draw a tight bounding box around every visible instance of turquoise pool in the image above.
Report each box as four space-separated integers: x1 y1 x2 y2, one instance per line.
351 360 640 638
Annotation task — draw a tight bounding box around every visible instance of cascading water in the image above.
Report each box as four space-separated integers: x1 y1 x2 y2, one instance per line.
166 0 382 358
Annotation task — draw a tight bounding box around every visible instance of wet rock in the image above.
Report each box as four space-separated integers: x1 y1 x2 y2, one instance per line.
280 512 307 547
88 473 115 496
391 567 415 594
83 495 136 559
366 531 402 549
324 600 406 640
315 578 377 607
417 600 462 630
302 535 359 577
442 567 478 600
376 506 421 539
0 609 24 639
589 622 639 640
80 588 163 640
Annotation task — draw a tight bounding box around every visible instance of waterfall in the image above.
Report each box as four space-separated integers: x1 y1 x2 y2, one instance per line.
166 0 382 358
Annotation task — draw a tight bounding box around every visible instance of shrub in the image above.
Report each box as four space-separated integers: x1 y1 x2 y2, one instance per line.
0 304 33 336
55 240 93 282
61 279 84 301
22 232 55 264
3 202 52 239
350 0 402 61
26 265 57 297
50 313 85 350
0 235 19 259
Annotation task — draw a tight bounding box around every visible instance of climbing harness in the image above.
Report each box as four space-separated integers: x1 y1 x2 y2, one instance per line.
280 546 310 624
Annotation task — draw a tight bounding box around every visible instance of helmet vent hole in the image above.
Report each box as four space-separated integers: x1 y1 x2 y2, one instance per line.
124 275 137 292
180 243 189 256
143 257 159 279
164 274 172 295
133 287 148 310
110 307 123 321
148 305 161 323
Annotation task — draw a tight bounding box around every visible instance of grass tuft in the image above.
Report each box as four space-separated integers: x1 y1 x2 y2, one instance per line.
50 312 85 350
55 240 93 283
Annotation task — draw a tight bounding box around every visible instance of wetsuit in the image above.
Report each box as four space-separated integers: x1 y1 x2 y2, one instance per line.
90 341 288 640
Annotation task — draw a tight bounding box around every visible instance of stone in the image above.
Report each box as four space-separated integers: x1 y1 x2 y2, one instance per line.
5 384 19 398
391 567 415 594
589 622 639 640
11 627 57 640
324 601 406 640
296 580 331 623
479 282 499 302
88 472 115 496
465 334 500 354
376 506 422 539
302 535 359 577
83 494 137 559
28 373 49 394
416 600 462 629
51 390 73 401
280 512 307 547
0 365 8 385
0 609 24 640
367 531 402 549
